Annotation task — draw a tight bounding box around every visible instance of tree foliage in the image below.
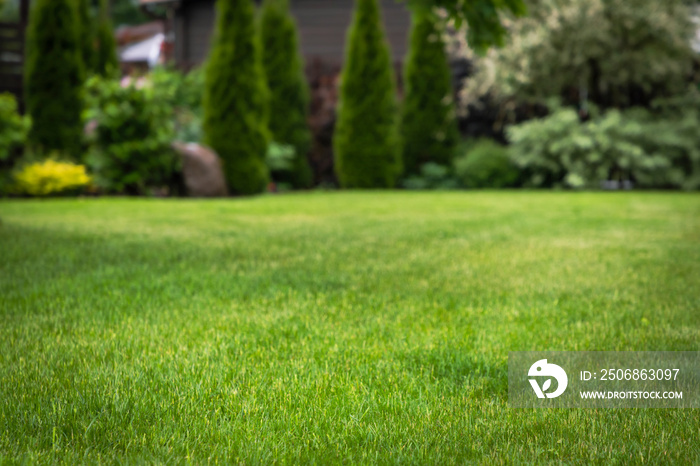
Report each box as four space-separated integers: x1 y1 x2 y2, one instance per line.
25 0 84 157
76 0 96 74
203 0 269 195
111 0 149 26
94 0 119 77
458 0 698 111
334 0 400 188
409 0 527 52
401 11 459 176
259 0 313 188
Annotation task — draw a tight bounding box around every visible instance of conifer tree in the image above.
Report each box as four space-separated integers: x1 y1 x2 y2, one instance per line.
260 0 313 188
333 0 400 188
203 0 270 195
25 0 84 157
401 11 459 176
77 0 96 74
94 0 119 77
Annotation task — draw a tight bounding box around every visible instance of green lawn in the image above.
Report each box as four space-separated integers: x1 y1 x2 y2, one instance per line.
1 192 698 464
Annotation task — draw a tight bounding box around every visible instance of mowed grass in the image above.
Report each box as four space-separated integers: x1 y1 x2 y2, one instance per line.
0 192 698 464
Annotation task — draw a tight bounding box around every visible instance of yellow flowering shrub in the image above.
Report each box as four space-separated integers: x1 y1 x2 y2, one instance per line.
13 160 92 196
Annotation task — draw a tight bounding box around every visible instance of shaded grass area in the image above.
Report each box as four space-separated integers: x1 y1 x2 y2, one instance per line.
0 192 699 463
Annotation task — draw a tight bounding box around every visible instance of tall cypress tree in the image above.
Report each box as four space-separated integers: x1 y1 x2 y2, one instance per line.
94 0 119 77
25 0 85 157
401 11 459 176
334 0 400 188
77 0 96 74
203 0 270 195
260 0 313 188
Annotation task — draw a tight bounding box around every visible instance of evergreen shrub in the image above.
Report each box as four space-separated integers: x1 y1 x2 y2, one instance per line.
203 0 270 195
334 0 400 188
260 0 313 188
401 11 459 176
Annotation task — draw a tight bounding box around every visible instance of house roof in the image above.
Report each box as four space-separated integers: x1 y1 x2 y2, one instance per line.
116 21 165 46
120 33 164 66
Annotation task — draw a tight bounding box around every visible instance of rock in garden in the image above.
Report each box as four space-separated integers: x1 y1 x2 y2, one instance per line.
172 142 228 197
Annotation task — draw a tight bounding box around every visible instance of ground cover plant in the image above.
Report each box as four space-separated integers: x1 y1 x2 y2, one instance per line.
0 192 698 463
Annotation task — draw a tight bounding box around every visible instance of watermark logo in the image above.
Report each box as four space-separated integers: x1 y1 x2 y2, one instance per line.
510 352 698 408
528 359 568 398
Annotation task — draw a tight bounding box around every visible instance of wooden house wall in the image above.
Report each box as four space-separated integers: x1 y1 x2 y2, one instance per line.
174 0 412 69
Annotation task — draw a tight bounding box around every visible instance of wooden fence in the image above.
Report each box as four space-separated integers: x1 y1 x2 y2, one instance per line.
0 0 29 112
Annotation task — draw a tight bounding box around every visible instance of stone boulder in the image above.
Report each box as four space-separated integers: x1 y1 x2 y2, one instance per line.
172 142 228 197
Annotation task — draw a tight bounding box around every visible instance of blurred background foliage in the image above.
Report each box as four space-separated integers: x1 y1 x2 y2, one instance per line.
202 0 270 195
334 0 401 189
401 11 460 177
1 0 700 196
83 75 180 195
455 0 699 114
260 0 313 189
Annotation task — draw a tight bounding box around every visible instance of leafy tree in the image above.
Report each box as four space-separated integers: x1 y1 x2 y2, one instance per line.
203 0 269 195
94 0 119 77
112 0 149 26
401 11 459 176
334 0 400 188
408 0 527 52
458 0 698 112
259 0 313 188
25 0 84 157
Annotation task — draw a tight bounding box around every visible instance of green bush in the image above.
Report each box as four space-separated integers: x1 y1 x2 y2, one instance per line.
401 11 459 176
402 162 459 190
203 0 269 195
507 103 700 190
260 0 313 188
180 67 206 113
24 0 84 158
150 67 205 142
84 76 180 195
0 93 30 194
176 68 206 143
266 142 295 171
627 106 700 190
334 0 401 188
265 141 297 191
454 139 519 189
